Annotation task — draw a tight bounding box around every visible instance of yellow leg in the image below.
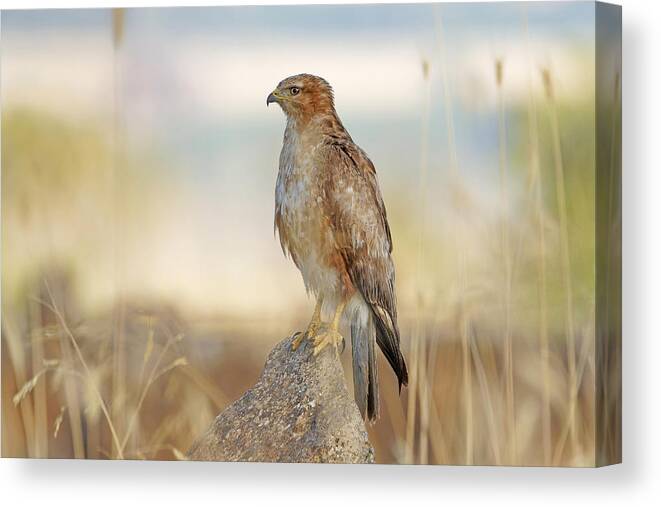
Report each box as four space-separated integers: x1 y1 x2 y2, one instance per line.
292 297 324 351
312 299 346 356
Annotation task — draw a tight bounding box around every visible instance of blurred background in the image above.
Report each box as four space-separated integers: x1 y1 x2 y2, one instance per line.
1 2 620 465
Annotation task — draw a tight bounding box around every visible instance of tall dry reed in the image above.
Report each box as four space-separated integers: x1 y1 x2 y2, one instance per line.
541 68 580 462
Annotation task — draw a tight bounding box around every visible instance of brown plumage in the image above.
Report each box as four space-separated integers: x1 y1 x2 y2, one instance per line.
267 74 408 421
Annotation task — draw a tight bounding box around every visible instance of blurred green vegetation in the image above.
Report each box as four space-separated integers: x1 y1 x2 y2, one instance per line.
2 108 113 307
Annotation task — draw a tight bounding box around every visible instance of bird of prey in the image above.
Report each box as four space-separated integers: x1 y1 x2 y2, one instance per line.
267 74 408 421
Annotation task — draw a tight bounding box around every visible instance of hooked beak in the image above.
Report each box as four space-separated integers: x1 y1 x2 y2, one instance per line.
266 90 279 106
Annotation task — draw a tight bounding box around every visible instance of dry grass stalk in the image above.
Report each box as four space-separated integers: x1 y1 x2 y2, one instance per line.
470 328 502 464
29 297 48 457
120 334 186 453
42 281 125 459
112 8 125 49
495 57 518 464
434 8 474 463
111 6 129 458
58 327 86 458
53 406 66 439
3 318 37 457
521 11 553 464
601 70 621 457
13 368 50 407
405 58 433 464
542 67 579 459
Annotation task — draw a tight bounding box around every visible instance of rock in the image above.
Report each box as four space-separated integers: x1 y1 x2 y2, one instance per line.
186 334 374 463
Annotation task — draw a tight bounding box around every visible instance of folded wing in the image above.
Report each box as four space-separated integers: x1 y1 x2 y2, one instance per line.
321 141 409 391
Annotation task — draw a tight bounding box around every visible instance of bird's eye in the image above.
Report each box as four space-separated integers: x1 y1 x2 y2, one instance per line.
290 87 300 96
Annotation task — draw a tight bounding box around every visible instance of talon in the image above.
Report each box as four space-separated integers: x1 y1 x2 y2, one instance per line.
312 330 344 356
292 322 324 351
291 331 305 351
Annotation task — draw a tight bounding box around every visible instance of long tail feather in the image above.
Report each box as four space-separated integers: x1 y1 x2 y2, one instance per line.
351 312 380 422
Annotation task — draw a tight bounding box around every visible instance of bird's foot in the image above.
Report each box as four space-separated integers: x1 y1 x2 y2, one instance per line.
291 320 323 351
311 328 344 356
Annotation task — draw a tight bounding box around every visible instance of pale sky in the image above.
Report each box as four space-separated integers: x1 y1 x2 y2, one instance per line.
1 2 596 316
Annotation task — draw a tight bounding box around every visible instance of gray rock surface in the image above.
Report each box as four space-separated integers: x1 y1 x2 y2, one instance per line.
187 334 374 463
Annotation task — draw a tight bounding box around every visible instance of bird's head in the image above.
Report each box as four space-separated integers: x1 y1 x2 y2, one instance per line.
267 74 335 123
